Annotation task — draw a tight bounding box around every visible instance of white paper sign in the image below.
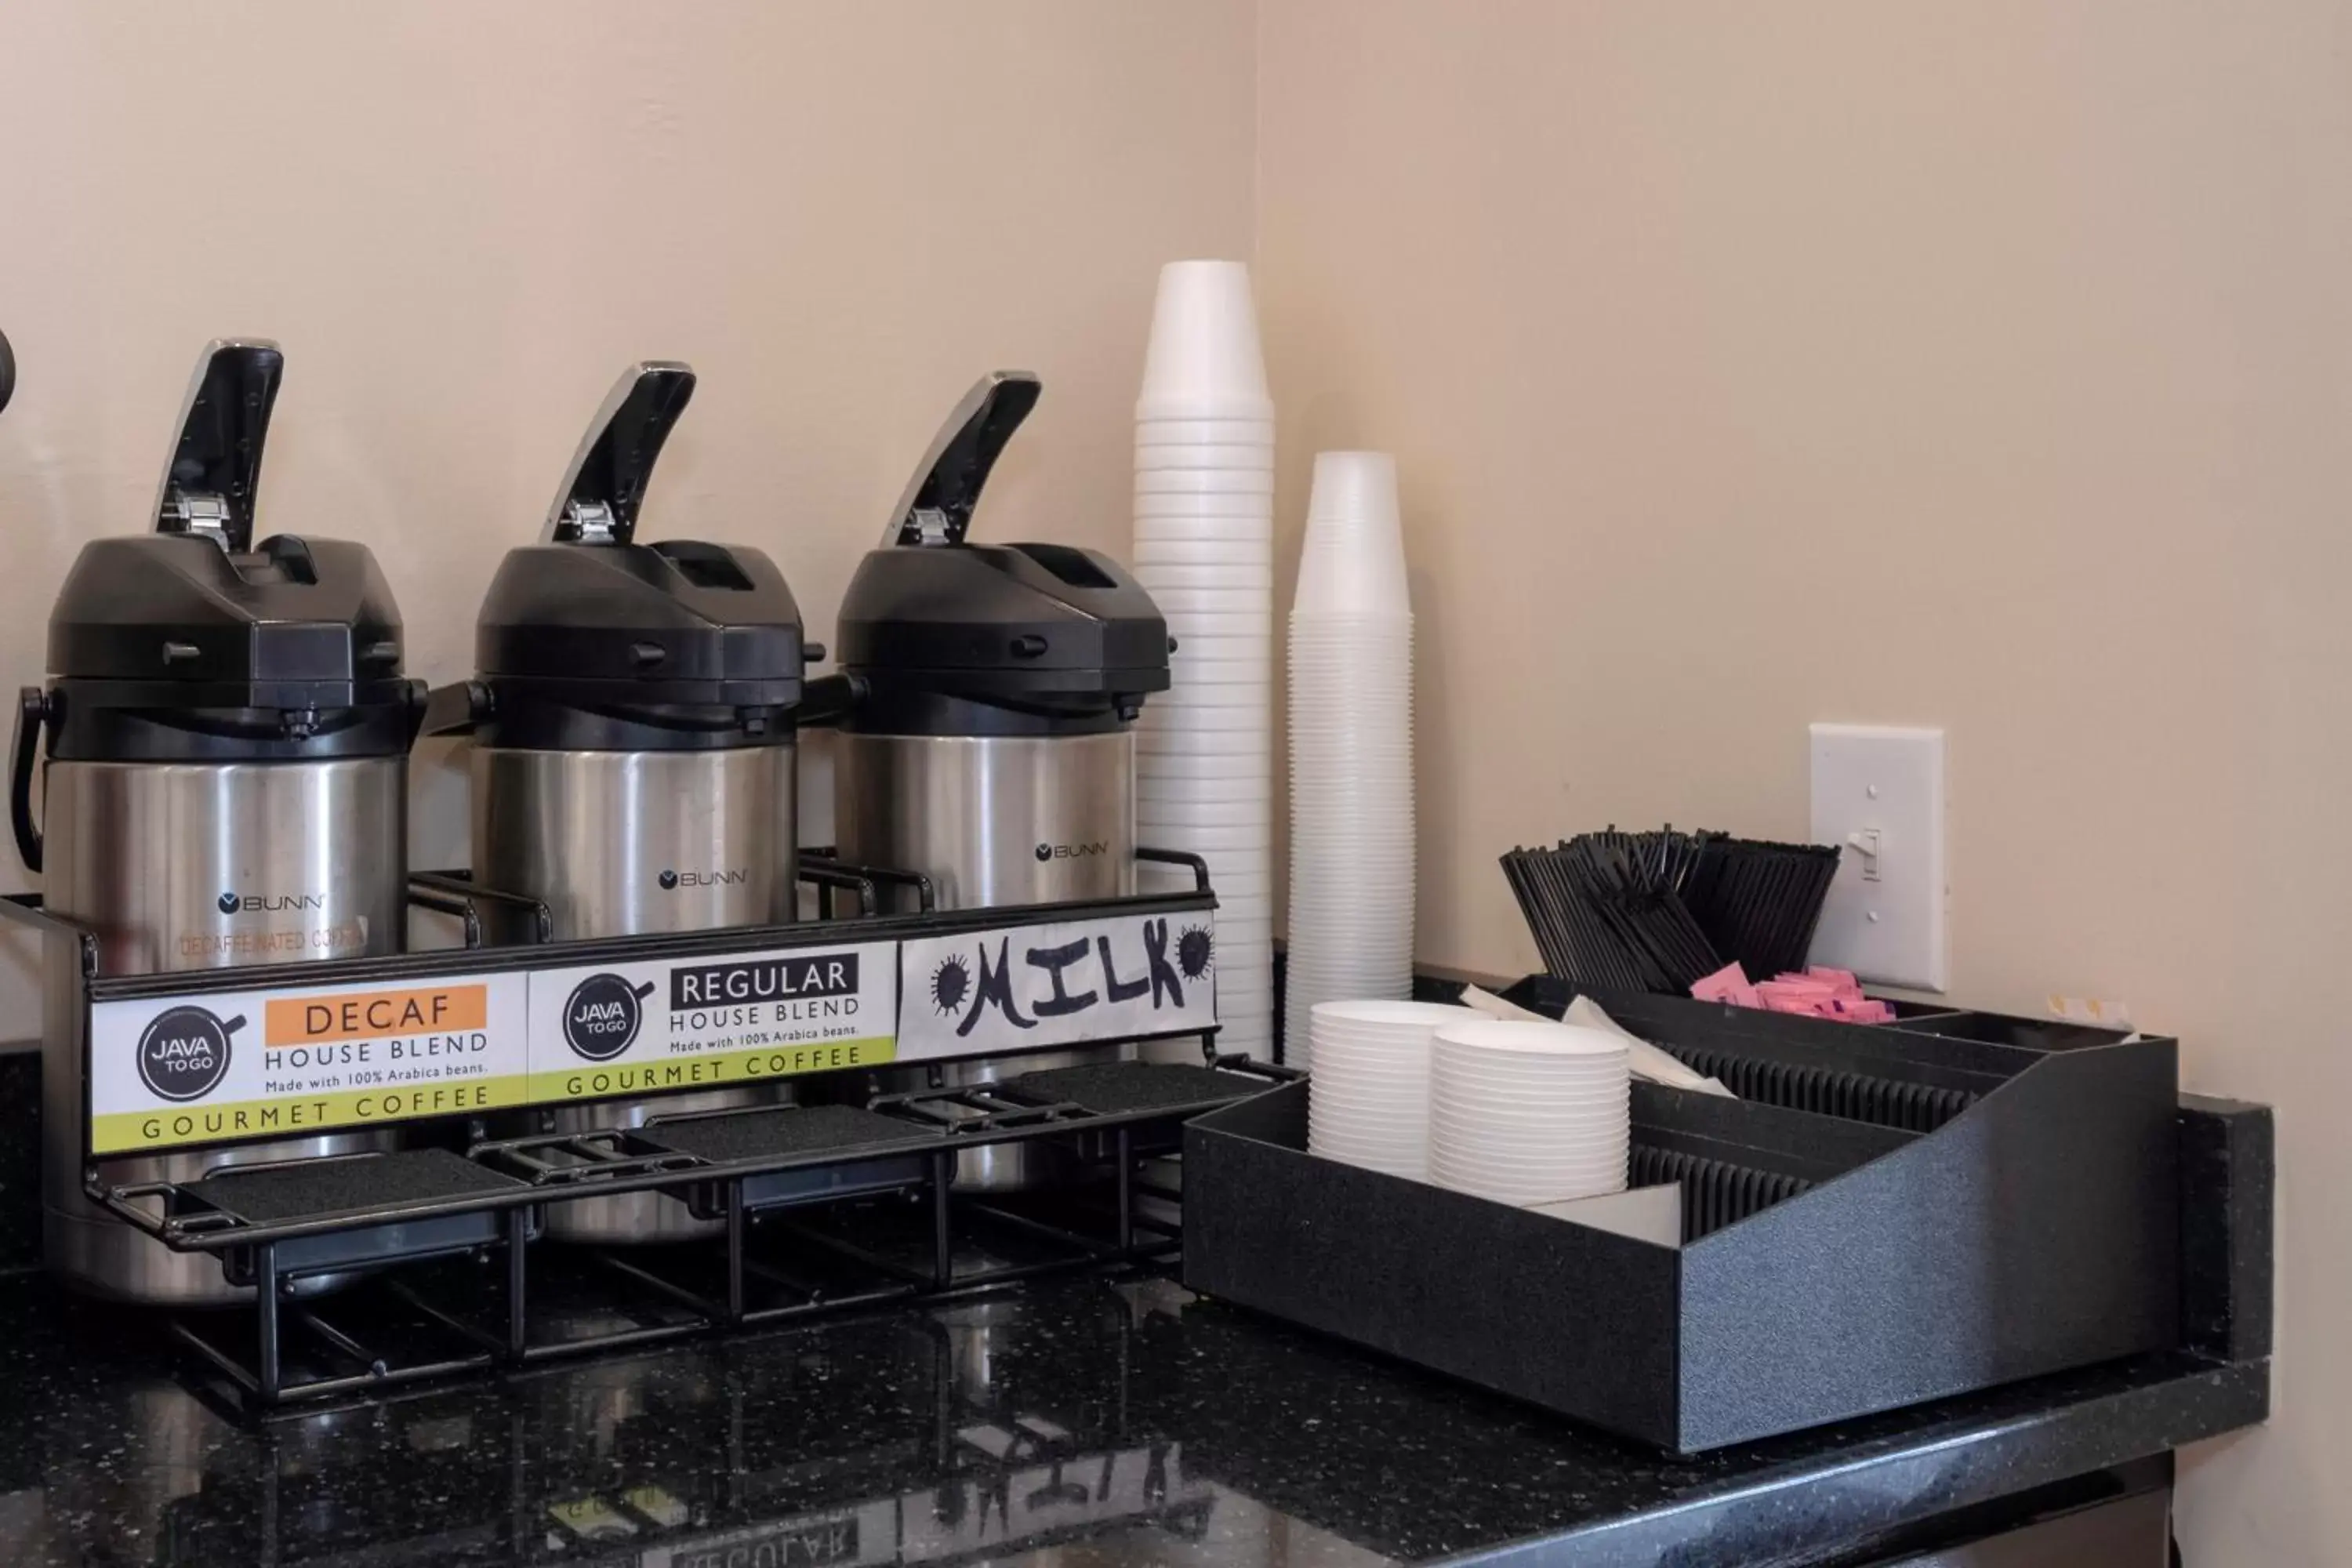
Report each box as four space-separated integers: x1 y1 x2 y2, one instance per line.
82 905 1220 1155
896 910 1218 1062
524 940 899 1105
87 970 532 1154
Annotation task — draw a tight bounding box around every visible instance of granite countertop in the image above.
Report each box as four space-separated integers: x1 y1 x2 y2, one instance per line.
0 1262 2264 1568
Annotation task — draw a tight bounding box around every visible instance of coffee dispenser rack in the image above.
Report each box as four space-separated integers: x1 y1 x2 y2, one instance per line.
0 847 1279 1409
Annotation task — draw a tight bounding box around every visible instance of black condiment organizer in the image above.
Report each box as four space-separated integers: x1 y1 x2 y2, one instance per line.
1181 981 2180 1453
1 849 1274 1411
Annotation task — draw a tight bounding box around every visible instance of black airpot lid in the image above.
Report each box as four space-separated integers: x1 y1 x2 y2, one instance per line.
437 363 805 752
835 541 1170 695
831 372 1170 731
36 339 420 759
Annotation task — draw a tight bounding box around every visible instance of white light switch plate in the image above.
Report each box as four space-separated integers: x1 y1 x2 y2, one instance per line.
1809 724 1947 993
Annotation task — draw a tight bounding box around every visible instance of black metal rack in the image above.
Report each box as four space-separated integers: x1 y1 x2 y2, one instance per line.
122 1056 1282 1406
2 847 1277 1410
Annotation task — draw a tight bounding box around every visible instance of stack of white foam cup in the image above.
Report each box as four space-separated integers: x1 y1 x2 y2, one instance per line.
1303 1000 1479 1174
1131 260 1276 1060
1428 1020 1632 1206
1283 452 1416 1050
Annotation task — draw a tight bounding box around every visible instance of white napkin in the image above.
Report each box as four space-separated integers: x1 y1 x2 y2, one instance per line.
1456 985 1736 1098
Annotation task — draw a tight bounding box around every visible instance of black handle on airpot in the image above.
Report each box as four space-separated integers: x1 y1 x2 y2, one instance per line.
10 689 44 873
2 330 21 869
153 339 283 554
420 681 490 739
880 370 1042 548
546 361 696 546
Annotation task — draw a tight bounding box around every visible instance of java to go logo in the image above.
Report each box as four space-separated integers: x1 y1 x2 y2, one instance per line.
136 1006 241 1101
1034 841 1110 862
218 891 326 915
658 869 749 891
562 973 655 1060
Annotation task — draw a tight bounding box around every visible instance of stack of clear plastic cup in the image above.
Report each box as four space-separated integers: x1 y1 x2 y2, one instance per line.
1284 452 1416 1047
1132 260 1276 1060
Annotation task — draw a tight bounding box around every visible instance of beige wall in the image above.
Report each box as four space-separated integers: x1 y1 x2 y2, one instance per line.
0 0 1254 1000
1258 0 2346 1559
0 0 2333 1555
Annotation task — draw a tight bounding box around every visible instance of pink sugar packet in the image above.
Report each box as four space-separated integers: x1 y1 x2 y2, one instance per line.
1690 961 1761 1009
1755 980 1831 1013
1693 960 1893 1025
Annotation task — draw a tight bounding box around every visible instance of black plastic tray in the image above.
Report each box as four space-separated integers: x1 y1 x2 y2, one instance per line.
1182 989 2181 1452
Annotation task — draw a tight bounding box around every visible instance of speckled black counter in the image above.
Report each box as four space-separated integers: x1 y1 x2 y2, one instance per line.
0 1262 2264 1566
0 1016 2273 1565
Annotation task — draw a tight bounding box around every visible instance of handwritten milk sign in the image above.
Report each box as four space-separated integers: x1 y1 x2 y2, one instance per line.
895 911 1218 1061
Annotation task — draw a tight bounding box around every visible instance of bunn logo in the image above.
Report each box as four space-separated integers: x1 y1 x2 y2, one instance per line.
659 869 749 890
219 891 326 914
1034 841 1111 862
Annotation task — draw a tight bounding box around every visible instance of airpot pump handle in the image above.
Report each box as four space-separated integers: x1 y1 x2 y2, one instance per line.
545 361 696 546
880 370 1042 548
153 338 283 554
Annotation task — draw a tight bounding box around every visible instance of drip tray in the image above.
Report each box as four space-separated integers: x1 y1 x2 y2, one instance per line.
1003 1062 1267 1116
998 1062 1272 1160
183 1149 530 1279
638 1104 948 1214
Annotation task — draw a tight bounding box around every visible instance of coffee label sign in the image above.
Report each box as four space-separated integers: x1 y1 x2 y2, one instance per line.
897 911 1217 1061
82 916 1216 1152
88 973 533 1155
523 941 899 1105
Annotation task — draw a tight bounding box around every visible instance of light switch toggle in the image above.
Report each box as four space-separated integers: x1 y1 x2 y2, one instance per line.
1846 829 1882 882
